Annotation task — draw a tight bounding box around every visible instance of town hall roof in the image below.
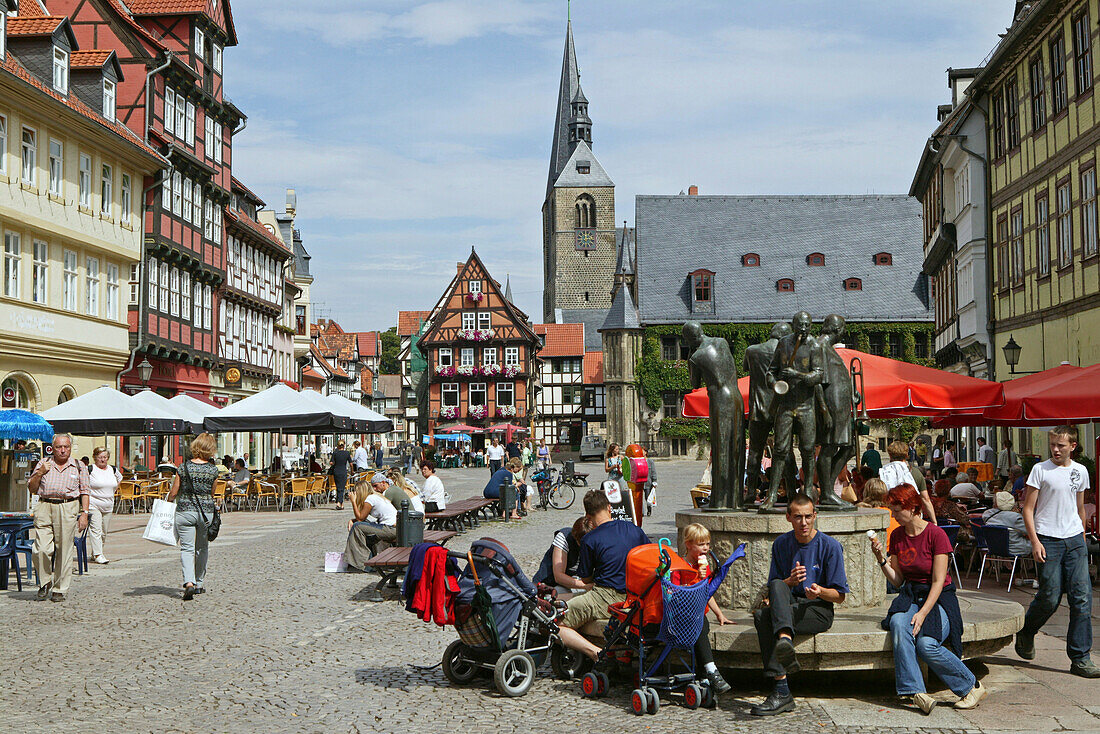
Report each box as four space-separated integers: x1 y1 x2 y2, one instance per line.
634 194 931 325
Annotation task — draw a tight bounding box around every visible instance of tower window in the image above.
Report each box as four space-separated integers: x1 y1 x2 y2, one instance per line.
776 278 794 292
576 160 590 174
874 252 893 265
843 277 862 291
575 194 596 228
584 291 589 301
806 253 825 266
742 253 760 267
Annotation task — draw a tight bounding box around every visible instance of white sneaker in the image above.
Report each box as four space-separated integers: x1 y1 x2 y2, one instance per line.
94 555 110 564
912 692 936 715
954 683 987 710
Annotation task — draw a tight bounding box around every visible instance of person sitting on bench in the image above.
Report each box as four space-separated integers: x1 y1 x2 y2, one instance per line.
483 458 527 519
557 490 650 660
751 493 848 716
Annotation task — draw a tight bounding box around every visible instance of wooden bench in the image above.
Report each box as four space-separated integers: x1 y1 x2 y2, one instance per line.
426 498 499 531
360 530 458 602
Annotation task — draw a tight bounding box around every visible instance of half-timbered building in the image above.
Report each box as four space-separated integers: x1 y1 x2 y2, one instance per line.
418 250 540 446
532 323 587 446
51 0 243 398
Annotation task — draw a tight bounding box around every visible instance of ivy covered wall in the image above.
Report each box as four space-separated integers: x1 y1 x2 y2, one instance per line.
635 321 934 438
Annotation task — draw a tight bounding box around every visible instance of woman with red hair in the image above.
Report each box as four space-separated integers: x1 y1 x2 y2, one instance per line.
869 484 986 715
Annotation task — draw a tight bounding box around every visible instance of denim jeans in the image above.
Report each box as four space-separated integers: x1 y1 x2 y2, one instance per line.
890 603 975 696
1021 533 1093 662
175 510 208 588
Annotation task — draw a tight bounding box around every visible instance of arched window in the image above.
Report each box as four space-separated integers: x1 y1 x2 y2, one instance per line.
575 194 596 229
874 252 893 265
776 278 794 292
57 385 76 404
742 253 760 267
843 277 862 291
2 375 34 410
806 252 825 266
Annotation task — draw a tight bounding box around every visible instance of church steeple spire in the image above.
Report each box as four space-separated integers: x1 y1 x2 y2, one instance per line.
547 19 589 195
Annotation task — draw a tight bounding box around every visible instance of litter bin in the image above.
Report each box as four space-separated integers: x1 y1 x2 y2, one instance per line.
397 499 424 547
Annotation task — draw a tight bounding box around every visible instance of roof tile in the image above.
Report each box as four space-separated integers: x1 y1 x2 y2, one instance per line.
125 0 207 14
534 323 585 357
8 16 65 36
398 311 431 336
356 332 380 357
584 350 604 384
69 50 114 68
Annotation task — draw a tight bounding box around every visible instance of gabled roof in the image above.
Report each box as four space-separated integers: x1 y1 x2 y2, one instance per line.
599 283 641 332
360 367 373 393
70 48 114 67
8 15 72 39
533 323 585 357
231 176 265 207
125 0 237 46
584 350 604 384
224 208 290 254
553 140 613 188
356 331 380 357
634 195 931 324
398 311 431 336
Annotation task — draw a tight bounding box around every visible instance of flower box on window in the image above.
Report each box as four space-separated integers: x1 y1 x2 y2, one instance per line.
469 404 488 420
439 406 458 420
458 328 495 341
481 363 502 376
437 366 456 377
466 292 483 303
495 405 516 418
502 365 522 378
456 365 476 376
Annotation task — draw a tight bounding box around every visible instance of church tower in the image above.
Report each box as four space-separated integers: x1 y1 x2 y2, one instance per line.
542 20 616 323
599 228 643 446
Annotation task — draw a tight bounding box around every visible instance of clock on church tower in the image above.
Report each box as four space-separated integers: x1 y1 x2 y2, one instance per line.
575 228 596 251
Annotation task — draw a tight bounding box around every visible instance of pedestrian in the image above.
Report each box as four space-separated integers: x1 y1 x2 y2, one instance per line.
915 437 927 467
1015 425 1100 678
931 436 945 477
605 443 623 486
351 440 370 473
872 484 986 714
165 432 218 600
751 493 849 716
943 441 957 473
463 441 471 467
997 439 1017 481
373 442 384 470
976 437 996 466
506 436 521 461
537 438 550 469
860 442 882 472
419 460 446 512
87 446 121 565
486 436 506 475
331 441 351 510
28 433 90 602
521 439 534 481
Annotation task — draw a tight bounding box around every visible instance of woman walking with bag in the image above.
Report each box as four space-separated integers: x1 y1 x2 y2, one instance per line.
166 433 219 600
87 446 121 564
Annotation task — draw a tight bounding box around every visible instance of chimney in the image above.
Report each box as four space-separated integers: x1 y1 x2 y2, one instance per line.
688 185 699 196
457 262 464 275
285 188 297 216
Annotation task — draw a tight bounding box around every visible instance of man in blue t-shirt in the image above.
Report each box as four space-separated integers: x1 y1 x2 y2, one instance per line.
557 489 650 660
751 494 848 716
483 458 525 519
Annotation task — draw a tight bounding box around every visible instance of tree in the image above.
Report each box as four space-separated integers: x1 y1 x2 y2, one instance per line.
379 326 400 374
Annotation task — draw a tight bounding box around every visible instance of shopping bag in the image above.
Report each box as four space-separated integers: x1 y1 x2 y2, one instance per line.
142 499 177 546
324 551 348 573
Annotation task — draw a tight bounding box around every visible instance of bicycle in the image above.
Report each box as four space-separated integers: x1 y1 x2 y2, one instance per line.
532 467 576 510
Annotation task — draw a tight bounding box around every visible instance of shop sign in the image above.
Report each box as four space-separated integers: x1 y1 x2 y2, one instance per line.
9 311 56 336
224 363 243 388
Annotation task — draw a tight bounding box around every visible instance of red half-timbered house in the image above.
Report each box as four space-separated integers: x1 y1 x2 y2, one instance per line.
51 0 243 396
419 250 541 445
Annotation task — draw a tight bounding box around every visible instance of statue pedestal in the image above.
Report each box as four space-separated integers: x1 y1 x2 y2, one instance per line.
676 508 890 611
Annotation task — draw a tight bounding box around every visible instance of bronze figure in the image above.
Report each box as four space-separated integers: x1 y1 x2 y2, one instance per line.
815 314 856 510
743 321 793 500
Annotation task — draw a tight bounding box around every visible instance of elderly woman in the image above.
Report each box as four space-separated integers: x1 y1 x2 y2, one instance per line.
87 446 122 565
344 478 398 571
166 433 219 600
871 484 986 714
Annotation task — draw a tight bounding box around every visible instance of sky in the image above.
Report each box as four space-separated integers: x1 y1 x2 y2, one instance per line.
227 0 1013 332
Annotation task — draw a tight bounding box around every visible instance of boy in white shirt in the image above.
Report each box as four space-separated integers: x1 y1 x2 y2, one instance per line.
1015 425 1099 678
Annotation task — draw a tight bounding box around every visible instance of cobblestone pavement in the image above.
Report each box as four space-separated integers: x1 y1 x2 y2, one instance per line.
2 460 1097 733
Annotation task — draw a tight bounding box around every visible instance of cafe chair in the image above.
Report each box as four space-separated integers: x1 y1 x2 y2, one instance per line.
74 528 89 576
938 524 964 589
975 525 1032 591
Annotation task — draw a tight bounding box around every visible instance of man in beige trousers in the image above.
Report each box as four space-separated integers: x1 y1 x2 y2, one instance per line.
28 433 90 602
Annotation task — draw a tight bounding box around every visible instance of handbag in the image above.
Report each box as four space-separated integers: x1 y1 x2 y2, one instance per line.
181 461 221 542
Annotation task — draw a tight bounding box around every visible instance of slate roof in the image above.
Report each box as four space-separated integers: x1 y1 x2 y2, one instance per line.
600 285 641 331
559 308 608 351
635 195 931 324
553 140 613 188
398 311 431 336
533 323 585 357
547 20 581 195
292 230 311 278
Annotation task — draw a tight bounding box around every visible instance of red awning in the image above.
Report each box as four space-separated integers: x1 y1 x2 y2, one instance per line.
438 423 485 434
1016 363 1100 423
932 363 1082 427
683 347 1006 420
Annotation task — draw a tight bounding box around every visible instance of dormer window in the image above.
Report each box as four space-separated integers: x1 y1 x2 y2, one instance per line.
103 79 116 120
874 252 893 265
576 160 590 174
691 269 714 303
742 253 760 267
776 278 794 292
843 277 862 291
806 252 825 266
52 47 68 93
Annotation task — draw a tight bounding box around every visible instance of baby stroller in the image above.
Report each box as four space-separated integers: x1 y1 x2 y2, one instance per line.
440 538 566 697
580 539 746 715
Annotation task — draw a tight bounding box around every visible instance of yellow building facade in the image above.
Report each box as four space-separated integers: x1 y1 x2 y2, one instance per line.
0 55 162 414
975 1 1100 377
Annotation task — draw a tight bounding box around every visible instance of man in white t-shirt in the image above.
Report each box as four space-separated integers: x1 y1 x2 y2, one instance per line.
1015 425 1099 678
351 441 371 472
486 437 506 475
419 460 446 511
949 472 983 501
976 436 996 465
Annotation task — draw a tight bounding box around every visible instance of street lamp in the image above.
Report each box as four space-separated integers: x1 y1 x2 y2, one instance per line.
137 358 154 389
1001 335 1039 375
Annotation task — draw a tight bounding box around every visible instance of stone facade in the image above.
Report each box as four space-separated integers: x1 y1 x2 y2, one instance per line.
544 185 616 316
601 330 642 446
